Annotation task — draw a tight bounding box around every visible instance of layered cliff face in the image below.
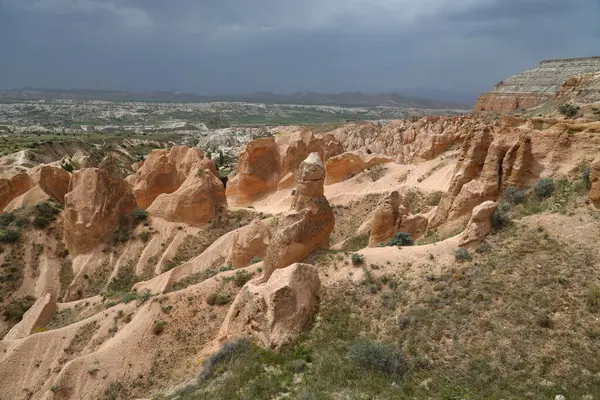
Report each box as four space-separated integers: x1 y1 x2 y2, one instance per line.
475 57 600 112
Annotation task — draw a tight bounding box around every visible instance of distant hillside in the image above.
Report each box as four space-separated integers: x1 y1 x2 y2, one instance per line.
0 88 470 109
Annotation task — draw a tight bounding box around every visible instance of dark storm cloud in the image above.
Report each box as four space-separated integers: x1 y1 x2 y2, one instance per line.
0 0 599 95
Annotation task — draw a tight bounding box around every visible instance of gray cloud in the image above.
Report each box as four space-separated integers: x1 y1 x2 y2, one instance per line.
0 0 598 96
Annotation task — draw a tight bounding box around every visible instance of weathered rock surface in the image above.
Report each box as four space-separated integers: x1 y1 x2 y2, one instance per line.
4 293 57 340
226 219 271 268
278 131 343 188
131 146 205 208
30 165 71 203
459 201 498 247
63 166 137 255
147 168 226 227
0 173 34 211
226 138 281 206
260 153 334 282
369 191 409 247
325 151 392 185
589 161 600 205
475 57 600 112
219 263 320 348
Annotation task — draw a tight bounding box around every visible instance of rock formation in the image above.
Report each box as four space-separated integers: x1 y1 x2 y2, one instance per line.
4 293 57 340
278 131 343 189
325 151 392 185
475 57 600 112
226 219 271 268
30 165 71 203
259 153 334 282
225 138 281 206
0 173 34 211
63 166 137 255
147 167 226 227
459 201 498 247
131 146 205 208
369 191 410 247
589 161 600 206
219 263 320 348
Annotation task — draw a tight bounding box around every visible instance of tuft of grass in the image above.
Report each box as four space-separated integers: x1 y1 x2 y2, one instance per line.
534 178 554 199
454 248 472 262
153 320 168 335
2 295 35 322
351 253 365 265
387 232 414 247
233 270 254 287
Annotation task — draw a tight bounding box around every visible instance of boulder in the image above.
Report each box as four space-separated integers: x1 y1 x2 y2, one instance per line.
325 151 392 185
63 167 137 255
132 146 205 208
218 263 320 348
226 219 271 268
4 293 57 340
30 165 71 203
459 201 498 247
369 191 409 247
260 153 334 282
147 167 226 227
226 138 281 206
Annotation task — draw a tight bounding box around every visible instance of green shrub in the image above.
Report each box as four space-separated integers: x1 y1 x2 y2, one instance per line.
250 256 262 264
351 253 365 265
0 212 15 228
233 270 254 287
504 186 526 205
454 248 472 262
347 340 408 378
387 232 414 247
206 292 231 306
139 230 150 243
197 168 206 177
0 228 20 243
32 202 60 228
492 206 511 231
534 178 554 199
582 167 591 189
558 103 580 118
153 320 167 335
131 208 148 223
61 161 74 173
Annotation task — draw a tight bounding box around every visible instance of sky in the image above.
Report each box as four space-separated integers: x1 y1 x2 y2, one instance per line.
0 0 599 96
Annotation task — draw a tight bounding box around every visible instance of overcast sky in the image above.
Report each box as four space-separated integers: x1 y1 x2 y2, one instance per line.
1 0 599 95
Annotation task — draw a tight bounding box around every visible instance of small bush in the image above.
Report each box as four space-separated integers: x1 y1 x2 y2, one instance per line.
131 208 148 223
475 242 491 254
351 253 365 265
582 167 591 189
233 270 254 287
206 292 231 306
197 168 206 177
61 161 74 172
504 186 526 205
250 256 262 264
153 320 167 335
0 212 15 228
534 178 554 199
454 248 472 262
492 207 511 231
139 230 150 242
558 103 580 118
387 232 414 247
0 228 20 243
32 202 60 228
347 340 408 378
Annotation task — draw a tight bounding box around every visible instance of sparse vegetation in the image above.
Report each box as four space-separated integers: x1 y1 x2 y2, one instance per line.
351 253 365 265
558 103 580 118
0 228 20 243
250 256 262 264
206 292 231 306
347 339 408 378
534 177 554 199
387 232 414 247
504 185 526 205
233 270 254 287
153 320 168 335
2 295 35 322
454 247 472 262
